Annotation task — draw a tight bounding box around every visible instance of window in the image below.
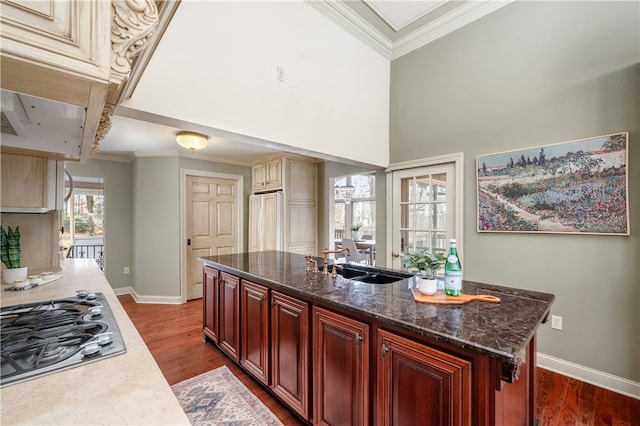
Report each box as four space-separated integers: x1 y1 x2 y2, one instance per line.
333 173 376 239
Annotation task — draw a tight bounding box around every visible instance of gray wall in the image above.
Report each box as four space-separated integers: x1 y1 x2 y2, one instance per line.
132 156 251 298
68 156 251 299
65 159 133 289
132 157 181 297
389 1 639 382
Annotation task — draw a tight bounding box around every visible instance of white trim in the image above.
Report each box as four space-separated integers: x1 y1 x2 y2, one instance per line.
308 0 513 61
112 286 182 304
385 153 464 264
180 169 244 303
90 154 132 163
385 152 464 172
537 353 640 400
305 0 393 59
391 1 513 60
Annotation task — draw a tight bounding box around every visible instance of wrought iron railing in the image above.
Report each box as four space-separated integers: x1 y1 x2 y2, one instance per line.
66 245 104 271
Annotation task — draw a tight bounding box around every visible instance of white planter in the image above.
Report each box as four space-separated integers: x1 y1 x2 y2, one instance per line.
2 266 28 285
418 278 438 295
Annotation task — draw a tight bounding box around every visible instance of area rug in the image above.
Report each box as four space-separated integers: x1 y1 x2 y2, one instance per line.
171 366 283 426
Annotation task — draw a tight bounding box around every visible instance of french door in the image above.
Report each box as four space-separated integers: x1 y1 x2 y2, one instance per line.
387 155 463 270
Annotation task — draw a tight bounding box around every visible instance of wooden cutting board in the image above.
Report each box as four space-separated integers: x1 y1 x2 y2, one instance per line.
411 288 500 305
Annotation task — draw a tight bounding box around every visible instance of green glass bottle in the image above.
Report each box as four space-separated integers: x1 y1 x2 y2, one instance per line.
444 239 462 296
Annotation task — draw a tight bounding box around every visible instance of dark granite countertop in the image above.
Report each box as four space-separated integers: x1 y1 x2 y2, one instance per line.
199 251 554 373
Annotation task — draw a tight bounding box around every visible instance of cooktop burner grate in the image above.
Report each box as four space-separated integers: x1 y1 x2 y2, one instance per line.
1 292 126 387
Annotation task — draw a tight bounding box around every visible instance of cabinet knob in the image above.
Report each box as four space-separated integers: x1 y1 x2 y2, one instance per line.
356 334 363 345
271 299 277 307
381 343 389 357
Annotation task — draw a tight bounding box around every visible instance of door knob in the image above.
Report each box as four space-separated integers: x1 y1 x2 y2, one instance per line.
392 252 401 258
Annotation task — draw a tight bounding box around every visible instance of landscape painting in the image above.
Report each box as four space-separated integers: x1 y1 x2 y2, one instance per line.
477 132 629 235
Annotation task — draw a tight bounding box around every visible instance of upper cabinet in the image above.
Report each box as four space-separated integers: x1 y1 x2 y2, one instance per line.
250 154 318 255
252 157 283 193
0 0 110 161
0 0 161 161
1 151 65 213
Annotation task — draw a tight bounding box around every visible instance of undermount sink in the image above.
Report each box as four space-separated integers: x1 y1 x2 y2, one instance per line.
351 273 405 284
330 264 412 284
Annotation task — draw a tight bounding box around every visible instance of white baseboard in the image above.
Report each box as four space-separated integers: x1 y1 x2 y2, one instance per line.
537 353 640 400
112 286 183 304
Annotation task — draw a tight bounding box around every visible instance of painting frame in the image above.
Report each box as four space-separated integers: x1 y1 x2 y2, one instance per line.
476 132 629 235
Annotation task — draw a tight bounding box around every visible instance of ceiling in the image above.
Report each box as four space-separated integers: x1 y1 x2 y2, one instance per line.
67 1 512 165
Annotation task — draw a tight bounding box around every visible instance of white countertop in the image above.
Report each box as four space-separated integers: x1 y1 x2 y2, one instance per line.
0 259 190 425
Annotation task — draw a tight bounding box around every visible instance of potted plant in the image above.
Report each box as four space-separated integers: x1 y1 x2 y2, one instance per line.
350 223 363 240
402 250 446 295
1 225 28 285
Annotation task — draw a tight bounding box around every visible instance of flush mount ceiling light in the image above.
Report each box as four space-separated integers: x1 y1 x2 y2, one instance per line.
176 131 208 153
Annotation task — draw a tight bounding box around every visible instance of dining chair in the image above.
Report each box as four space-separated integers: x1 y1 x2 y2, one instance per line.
341 238 369 265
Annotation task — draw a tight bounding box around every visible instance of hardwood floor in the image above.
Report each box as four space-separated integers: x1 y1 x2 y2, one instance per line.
118 294 305 425
118 294 639 426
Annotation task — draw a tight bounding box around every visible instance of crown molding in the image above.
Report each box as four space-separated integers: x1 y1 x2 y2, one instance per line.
391 0 514 60
308 0 513 61
91 153 133 163
305 0 393 59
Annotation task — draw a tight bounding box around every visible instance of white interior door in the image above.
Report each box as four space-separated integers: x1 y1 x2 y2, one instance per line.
186 174 238 300
389 162 460 270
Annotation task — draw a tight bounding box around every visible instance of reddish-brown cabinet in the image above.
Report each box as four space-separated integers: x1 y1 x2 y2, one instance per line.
240 280 270 385
377 329 472 426
313 307 370 426
218 272 240 361
271 291 310 420
203 266 219 342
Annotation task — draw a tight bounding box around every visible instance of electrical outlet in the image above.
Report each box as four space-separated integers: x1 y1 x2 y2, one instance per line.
277 66 285 82
551 315 562 330
124 266 130 275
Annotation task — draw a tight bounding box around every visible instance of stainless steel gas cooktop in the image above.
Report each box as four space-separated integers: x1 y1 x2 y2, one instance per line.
0 291 126 387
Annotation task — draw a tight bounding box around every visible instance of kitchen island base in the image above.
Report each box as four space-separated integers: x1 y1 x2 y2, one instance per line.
200 252 553 426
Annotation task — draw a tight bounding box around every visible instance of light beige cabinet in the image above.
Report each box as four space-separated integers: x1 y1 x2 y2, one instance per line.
0 0 160 161
252 157 283 192
249 192 283 252
250 155 317 255
1 152 64 213
0 0 111 161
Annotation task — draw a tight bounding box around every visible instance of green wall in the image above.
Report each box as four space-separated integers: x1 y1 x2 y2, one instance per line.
68 156 251 300
65 159 133 289
389 1 639 382
132 157 181 298
132 156 252 299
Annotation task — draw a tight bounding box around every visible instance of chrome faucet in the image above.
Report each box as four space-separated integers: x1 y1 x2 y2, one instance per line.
321 247 351 276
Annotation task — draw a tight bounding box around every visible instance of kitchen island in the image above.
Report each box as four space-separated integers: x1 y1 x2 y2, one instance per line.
0 259 190 426
200 250 555 426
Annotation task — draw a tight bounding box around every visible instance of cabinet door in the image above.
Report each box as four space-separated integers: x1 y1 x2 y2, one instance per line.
252 163 266 192
271 291 310 420
1 154 63 211
313 307 369 426
203 267 219 342
265 157 282 190
219 272 240 361
287 158 316 203
241 280 269 385
248 195 262 252
1 153 46 209
377 329 471 426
